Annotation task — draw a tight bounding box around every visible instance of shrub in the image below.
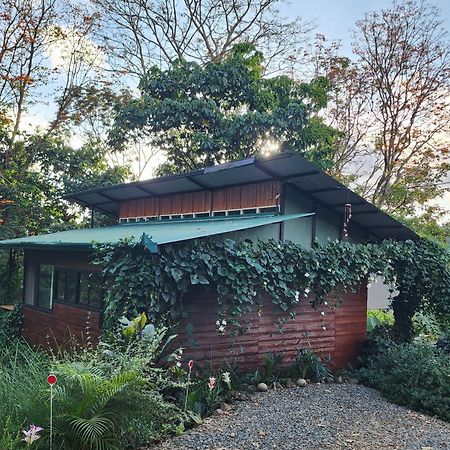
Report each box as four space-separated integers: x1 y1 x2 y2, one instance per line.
354 338 450 422
436 335 450 354
251 352 285 385
413 312 450 340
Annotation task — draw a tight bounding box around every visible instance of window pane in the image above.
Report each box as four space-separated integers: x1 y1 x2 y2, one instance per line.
55 271 65 302
65 272 78 304
24 263 36 306
37 265 53 309
88 272 103 309
79 273 90 306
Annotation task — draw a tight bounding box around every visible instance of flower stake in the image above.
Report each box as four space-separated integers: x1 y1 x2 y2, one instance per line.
184 360 194 412
47 373 57 450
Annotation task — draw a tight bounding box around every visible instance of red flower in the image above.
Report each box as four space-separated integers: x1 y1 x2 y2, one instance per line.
188 360 194 370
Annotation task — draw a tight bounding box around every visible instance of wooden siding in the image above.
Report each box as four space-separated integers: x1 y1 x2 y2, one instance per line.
21 250 367 371
176 284 367 371
22 303 101 348
22 250 102 348
119 181 281 218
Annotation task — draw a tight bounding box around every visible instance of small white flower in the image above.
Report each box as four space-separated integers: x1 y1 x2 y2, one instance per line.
216 320 220 326
218 325 225 332
328 268 332 272
294 291 300 301
179 348 183 355
221 319 227 325
176 362 181 368
320 311 325 316
222 371 231 386
322 326 327 331
324 301 328 306
305 272 310 278
304 288 310 294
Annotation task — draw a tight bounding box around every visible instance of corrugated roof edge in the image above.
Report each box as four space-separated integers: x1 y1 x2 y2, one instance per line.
61 152 419 241
0 213 315 251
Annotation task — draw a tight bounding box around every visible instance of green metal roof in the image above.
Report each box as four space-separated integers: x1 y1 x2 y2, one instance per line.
0 213 313 252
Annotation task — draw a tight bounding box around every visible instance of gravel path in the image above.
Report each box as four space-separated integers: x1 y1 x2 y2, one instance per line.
155 384 450 450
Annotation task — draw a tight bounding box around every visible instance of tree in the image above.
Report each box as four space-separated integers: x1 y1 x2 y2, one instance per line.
349 0 450 215
91 0 313 81
109 44 337 174
0 0 128 307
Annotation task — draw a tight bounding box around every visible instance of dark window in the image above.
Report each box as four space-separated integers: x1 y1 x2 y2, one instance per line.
54 269 102 310
36 265 53 310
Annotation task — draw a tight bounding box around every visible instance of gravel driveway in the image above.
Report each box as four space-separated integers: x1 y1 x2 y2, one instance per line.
155 384 450 450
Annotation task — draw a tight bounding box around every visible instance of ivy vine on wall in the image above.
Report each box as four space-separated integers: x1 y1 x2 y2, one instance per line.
94 238 450 342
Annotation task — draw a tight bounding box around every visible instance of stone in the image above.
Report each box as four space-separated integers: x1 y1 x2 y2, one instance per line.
257 382 268 392
296 378 307 387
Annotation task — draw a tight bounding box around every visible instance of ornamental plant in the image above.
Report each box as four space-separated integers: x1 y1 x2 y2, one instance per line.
95 238 450 342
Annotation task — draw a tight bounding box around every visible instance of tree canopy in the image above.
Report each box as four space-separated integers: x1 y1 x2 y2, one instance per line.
110 44 337 175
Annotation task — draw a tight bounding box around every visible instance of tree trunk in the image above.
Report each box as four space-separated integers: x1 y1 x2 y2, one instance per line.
391 292 416 342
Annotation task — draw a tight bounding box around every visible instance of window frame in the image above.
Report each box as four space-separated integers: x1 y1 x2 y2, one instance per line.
32 264 54 311
52 267 103 311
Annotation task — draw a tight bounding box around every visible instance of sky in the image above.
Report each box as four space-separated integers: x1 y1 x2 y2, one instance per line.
281 0 450 55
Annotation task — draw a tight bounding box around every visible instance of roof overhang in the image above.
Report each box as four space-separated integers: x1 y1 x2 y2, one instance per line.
0 213 313 253
63 153 418 241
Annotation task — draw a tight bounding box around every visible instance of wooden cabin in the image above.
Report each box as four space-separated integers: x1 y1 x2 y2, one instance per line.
0 153 416 369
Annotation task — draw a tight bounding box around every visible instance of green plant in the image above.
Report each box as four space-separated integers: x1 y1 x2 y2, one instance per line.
95 237 450 343
252 352 284 385
413 312 450 340
288 349 333 382
0 317 188 449
354 338 450 422
367 309 394 333
436 335 450 354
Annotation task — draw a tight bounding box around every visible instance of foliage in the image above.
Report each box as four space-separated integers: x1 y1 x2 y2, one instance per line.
353 335 450 422
109 43 337 175
288 348 333 382
252 352 284 385
0 319 188 449
95 236 450 342
367 309 394 333
436 335 450 355
413 312 450 340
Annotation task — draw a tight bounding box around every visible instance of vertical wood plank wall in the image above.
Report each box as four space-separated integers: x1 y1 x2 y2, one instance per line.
119 181 281 218
176 284 368 371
